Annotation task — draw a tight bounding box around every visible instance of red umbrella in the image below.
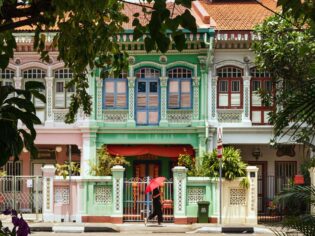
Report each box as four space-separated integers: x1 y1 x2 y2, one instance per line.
145 177 166 193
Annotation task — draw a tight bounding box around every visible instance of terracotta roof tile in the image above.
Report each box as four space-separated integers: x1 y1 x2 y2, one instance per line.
199 0 278 30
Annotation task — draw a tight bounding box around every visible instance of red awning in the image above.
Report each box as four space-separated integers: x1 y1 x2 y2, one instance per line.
107 145 194 159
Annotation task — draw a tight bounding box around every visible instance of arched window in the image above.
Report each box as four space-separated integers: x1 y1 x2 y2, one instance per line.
250 67 273 124
0 69 15 87
54 68 74 108
103 71 128 109
22 68 46 123
135 67 160 125
217 66 243 109
167 67 192 109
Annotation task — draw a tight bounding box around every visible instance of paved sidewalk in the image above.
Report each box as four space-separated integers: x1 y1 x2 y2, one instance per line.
1 219 277 234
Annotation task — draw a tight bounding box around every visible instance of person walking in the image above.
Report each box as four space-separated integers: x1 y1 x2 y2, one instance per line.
145 187 163 225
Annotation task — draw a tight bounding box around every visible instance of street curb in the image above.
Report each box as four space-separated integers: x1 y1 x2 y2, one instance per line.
30 227 53 232
84 226 119 232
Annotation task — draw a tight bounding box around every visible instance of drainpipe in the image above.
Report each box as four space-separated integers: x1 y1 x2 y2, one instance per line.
204 30 214 152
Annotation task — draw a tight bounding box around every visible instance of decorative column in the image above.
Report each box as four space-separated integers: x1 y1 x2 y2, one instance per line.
127 76 136 127
209 75 218 125
242 76 251 125
246 166 258 224
42 165 56 222
13 76 22 89
75 180 85 223
173 166 188 224
309 167 315 215
159 76 168 127
80 129 97 176
96 77 103 121
111 165 125 223
192 76 201 126
197 134 206 167
45 77 54 126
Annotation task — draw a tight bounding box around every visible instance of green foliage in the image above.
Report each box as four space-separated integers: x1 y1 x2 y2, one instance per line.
0 170 6 176
90 145 129 176
178 152 196 176
0 0 197 124
239 177 250 189
252 12 315 144
56 162 80 179
0 83 45 166
276 185 315 235
199 146 247 180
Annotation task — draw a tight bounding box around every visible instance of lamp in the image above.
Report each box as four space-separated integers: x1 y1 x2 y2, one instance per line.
252 147 261 160
55 146 62 153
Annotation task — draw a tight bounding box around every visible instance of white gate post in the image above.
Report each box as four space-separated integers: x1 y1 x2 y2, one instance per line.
173 166 188 224
42 165 56 222
246 166 258 224
309 167 315 215
111 165 125 223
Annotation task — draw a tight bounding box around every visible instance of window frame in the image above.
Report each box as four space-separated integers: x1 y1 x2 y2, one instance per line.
0 69 15 87
167 67 193 109
250 67 274 125
54 68 74 109
216 66 243 109
103 78 128 110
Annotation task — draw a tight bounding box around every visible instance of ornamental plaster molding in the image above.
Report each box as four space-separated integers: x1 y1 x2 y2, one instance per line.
166 61 197 76
50 62 66 71
214 60 245 73
19 61 48 71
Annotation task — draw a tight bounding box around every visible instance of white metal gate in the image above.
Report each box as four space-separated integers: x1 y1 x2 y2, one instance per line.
123 177 174 222
0 176 43 215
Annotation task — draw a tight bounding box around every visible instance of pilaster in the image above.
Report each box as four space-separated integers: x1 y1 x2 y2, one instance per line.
111 165 125 223
246 166 258 224
88 71 96 122
173 166 188 223
209 76 218 125
13 76 22 89
80 129 97 176
127 76 136 127
42 165 56 222
197 134 207 167
192 76 201 126
242 76 252 125
45 77 54 126
159 76 168 127
96 78 103 121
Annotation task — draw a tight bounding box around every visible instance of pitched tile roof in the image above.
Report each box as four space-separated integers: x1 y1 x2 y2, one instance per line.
15 2 207 31
199 0 278 30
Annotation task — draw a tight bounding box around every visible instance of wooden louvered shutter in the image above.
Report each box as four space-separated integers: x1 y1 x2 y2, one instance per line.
168 80 179 108
105 81 115 107
180 80 191 108
116 80 127 108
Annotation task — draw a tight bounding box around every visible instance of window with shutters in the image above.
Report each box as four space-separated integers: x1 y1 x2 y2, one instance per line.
0 69 15 87
250 67 273 125
54 68 74 108
217 66 243 109
135 68 160 125
167 67 192 109
22 68 46 123
103 72 128 109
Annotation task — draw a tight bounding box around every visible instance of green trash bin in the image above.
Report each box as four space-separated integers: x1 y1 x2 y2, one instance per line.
197 201 210 223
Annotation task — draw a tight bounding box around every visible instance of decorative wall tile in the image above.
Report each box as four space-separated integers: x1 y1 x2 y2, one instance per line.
54 187 70 204
94 186 112 204
230 188 246 206
187 187 205 204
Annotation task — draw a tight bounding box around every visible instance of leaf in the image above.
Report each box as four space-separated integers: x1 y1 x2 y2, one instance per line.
180 10 197 33
173 31 186 51
25 81 46 91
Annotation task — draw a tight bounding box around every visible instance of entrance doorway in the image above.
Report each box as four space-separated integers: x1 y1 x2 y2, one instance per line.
134 161 161 178
247 161 267 213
